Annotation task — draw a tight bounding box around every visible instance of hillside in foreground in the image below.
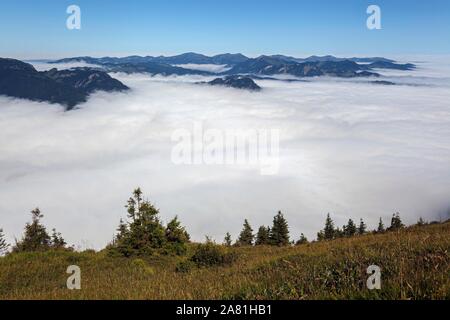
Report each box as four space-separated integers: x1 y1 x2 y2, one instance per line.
0 222 448 300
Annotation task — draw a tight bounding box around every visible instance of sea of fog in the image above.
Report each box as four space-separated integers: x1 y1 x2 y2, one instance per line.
0 57 449 249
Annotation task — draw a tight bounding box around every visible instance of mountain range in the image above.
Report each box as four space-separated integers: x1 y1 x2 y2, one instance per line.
0 53 416 109
52 53 398 67
53 53 250 67
51 53 414 78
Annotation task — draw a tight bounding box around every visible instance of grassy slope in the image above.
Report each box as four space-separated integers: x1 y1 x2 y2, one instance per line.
0 222 448 300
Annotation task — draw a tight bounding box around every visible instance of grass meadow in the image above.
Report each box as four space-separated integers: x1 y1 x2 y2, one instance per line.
0 222 448 300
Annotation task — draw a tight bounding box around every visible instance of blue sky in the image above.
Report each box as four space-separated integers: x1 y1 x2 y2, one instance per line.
0 0 449 59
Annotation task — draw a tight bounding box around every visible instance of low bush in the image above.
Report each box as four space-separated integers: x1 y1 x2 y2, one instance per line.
175 260 196 273
190 240 237 268
132 258 155 275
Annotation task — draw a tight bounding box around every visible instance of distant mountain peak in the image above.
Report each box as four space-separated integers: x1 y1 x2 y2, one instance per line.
0 58 129 110
206 75 261 91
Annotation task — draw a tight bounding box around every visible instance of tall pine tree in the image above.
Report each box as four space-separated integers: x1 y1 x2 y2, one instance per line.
323 213 335 240
269 211 290 246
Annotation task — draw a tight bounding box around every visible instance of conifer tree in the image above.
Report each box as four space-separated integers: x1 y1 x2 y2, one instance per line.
51 228 67 249
417 217 426 226
377 217 385 233
113 188 168 256
113 189 191 256
127 188 143 221
269 211 290 246
13 208 51 252
295 233 308 245
0 228 9 255
358 218 367 235
223 232 232 246
165 216 190 255
334 227 344 238
317 230 325 241
255 226 270 245
323 213 335 240
344 219 357 237
115 218 128 242
389 212 404 231
165 216 190 243
237 219 254 246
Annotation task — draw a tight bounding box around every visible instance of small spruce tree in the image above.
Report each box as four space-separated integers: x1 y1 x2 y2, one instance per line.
237 219 254 246
334 227 344 238
165 216 190 255
165 216 190 243
389 212 404 231
295 233 308 245
255 226 270 245
13 208 51 252
115 218 128 243
358 218 367 235
344 219 357 237
269 211 290 246
112 188 169 256
223 232 232 246
377 217 385 233
317 230 325 241
417 217 426 226
51 228 67 249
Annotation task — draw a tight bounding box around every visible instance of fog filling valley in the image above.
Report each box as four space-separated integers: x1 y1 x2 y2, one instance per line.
1 57 449 249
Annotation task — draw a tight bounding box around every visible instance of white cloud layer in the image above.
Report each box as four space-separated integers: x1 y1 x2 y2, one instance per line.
173 64 232 73
0 57 449 249
29 60 104 71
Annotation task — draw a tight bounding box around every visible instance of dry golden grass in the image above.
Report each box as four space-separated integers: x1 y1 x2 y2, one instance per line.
0 222 448 300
